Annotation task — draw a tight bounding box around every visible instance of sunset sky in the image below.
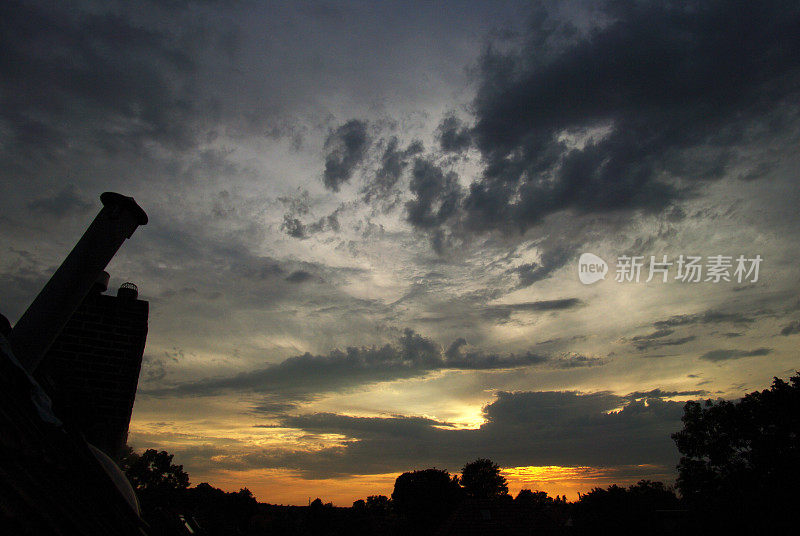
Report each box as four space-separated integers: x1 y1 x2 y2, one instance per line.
2 0 800 505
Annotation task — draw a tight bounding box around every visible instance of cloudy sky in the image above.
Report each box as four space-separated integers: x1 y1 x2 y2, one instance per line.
2 0 800 504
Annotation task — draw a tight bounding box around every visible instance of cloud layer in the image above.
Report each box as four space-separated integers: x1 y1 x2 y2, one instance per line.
145 328 596 401
232 389 689 478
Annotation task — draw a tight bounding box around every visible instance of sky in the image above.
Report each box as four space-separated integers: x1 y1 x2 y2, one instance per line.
2 0 800 505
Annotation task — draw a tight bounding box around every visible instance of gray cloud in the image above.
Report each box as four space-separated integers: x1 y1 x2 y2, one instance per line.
700 347 772 362
278 413 453 438
251 399 300 416
323 119 370 191
228 389 687 478
653 309 756 329
552 353 605 369
637 336 696 351
513 246 576 287
376 1 800 254
280 215 308 239
27 185 92 217
780 320 800 336
458 1 800 235
0 0 217 168
484 298 583 321
279 189 344 240
405 158 463 231
362 137 424 207
632 329 674 341
285 270 316 284
630 329 696 351
436 115 472 153
144 329 556 400
623 388 707 401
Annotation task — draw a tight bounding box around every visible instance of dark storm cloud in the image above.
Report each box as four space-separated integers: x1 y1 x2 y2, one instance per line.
403 1 800 238
322 120 370 191
700 347 772 362
231 389 686 478
436 115 472 153
144 329 555 400
362 138 424 206
405 158 463 230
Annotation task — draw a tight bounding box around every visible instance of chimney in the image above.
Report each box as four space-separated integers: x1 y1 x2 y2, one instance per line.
11 192 147 372
116 282 139 300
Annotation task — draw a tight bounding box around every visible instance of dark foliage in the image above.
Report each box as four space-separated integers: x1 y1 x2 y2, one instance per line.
672 373 800 531
514 489 566 509
391 468 463 534
183 484 259 535
572 480 680 534
121 448 190 497
460 458 510 500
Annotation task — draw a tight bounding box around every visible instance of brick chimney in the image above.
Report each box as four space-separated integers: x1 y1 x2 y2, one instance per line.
35 280 149 458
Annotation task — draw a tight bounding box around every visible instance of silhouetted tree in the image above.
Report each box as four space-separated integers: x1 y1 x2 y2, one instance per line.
672 373 800 531
460 458 509 500
184 482 259 535
123 448 189 497
352 495 395 536
515 489 555 508
120 448 195 534
512 489 570 533
365 494 391 513
392 468 463 534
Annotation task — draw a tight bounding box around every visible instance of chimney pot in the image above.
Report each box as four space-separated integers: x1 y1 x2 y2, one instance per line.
117 282 139 300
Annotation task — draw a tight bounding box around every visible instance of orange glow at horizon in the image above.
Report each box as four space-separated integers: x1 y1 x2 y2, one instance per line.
502 465 673 501
199 468 401 507
189 464 675 506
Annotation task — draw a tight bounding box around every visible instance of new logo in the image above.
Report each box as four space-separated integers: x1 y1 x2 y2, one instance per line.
578 253 608 284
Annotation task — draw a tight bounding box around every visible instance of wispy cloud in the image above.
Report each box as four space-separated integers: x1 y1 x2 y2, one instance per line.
700 347 772 362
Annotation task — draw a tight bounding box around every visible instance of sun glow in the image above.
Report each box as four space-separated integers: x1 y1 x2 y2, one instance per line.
501 465 673 500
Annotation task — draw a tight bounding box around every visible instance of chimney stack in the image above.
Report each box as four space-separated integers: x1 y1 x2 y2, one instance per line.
11 192 147 372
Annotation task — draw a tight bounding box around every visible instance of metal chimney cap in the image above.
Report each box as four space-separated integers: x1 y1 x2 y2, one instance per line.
100 192 148 225
117 282 139 299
